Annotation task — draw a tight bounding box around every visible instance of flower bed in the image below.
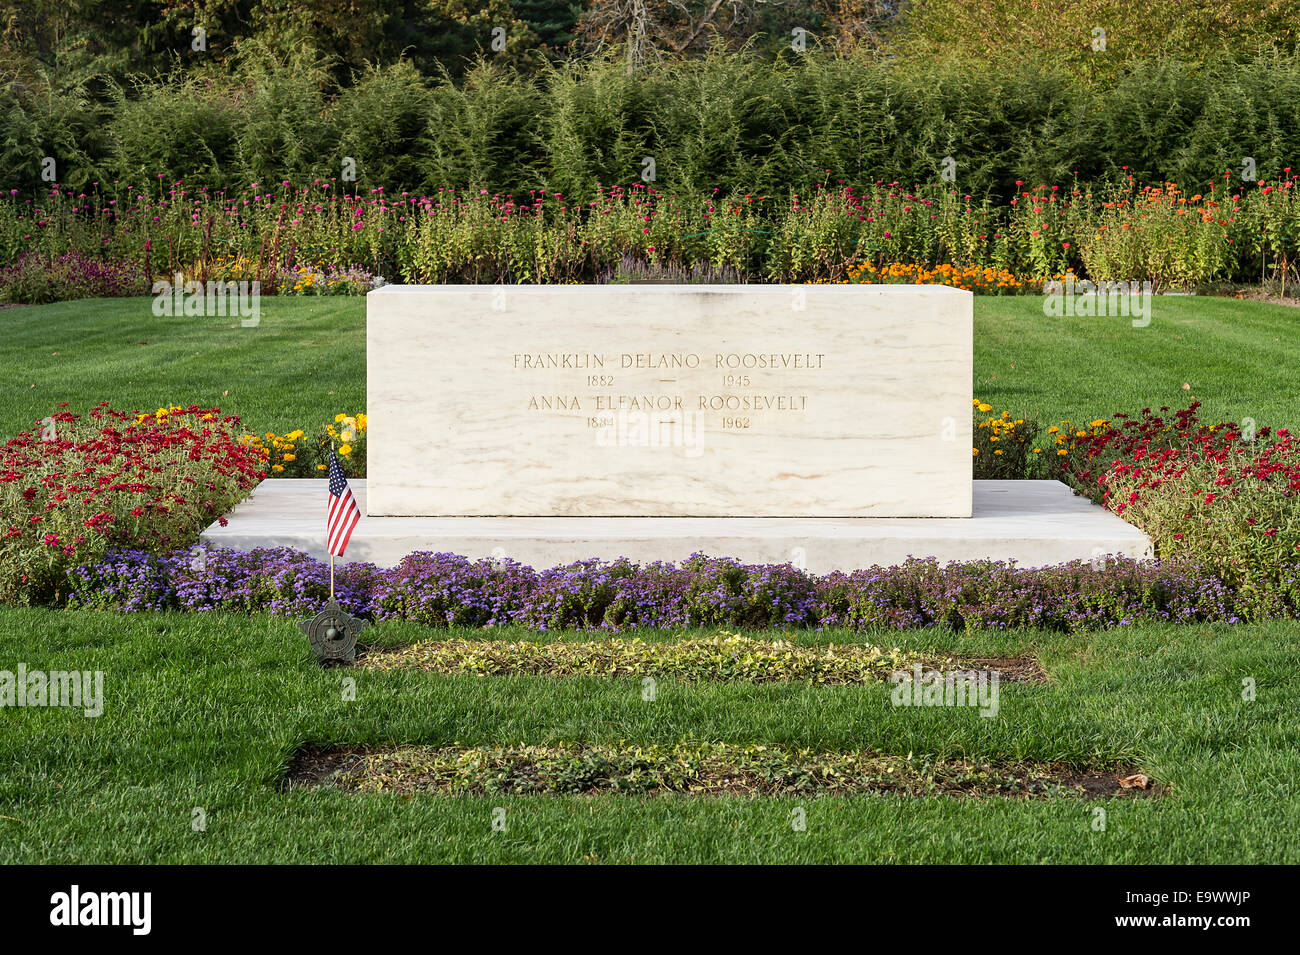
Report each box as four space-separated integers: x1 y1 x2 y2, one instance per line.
245 413 367 477
201 255 380 297
966 399 1300 590
18 398 1299 623
837 262 1042 293
0 404 265 603
0 250 147 303
66 546 1265 631
1052 403 1300 588
6 173 1298 297
972 399 1046 478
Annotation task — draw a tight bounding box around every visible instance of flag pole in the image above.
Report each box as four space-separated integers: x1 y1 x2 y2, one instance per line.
329 437 336 603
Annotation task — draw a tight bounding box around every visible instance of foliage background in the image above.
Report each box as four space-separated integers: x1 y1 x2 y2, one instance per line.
3 2 1300 203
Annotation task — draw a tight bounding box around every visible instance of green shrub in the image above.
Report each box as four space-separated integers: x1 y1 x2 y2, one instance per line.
6 51 1300 205
0 75 111 194
108 77 241 192
329 62 436 191
226 38 335 189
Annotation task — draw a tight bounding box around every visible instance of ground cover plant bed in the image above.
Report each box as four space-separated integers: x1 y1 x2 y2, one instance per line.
59 545 1281 631
287 743 1158 799
359 633 1047 686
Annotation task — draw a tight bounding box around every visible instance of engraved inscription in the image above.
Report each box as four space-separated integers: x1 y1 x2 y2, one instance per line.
515 350 823 432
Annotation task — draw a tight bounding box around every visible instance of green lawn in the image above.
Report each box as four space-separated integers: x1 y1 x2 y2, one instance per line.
0 609 1294 863
974 294 1300 430
2 293 1297 438
0 297 365 439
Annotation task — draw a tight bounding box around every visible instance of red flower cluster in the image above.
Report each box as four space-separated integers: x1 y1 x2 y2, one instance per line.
1066 403 1300 585
0 402 266 603
1056 402 1261 501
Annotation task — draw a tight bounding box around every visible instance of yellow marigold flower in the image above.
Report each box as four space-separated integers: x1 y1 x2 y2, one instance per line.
978 403 992 413
283 453 296 462
1033 448 1042 454
272 464 284 473
335 414 347 423
356 414 367 431
316 464 327 471
972 448 979 456
1090 419 1107 428
339 444 353 455
994 449 1003 455
1048 426 1059 434
1057 449 1068 456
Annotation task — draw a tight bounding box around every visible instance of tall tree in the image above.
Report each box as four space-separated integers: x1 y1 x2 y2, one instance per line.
574 0 792 67
511 0 581 55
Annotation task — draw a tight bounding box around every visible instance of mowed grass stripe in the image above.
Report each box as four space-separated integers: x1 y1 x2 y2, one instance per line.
972 295 1300 429
0 296 364 438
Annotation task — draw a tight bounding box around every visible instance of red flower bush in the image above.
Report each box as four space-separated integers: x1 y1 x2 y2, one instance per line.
1056 402 1299 587
0 402 266 603
1053 402 1255 499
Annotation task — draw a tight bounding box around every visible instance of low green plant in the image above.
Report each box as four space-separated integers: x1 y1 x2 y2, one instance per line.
318 741 1146 798
0 251 145 304
364 633 926 683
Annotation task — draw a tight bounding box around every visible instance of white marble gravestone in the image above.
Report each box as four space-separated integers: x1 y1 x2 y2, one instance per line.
365 284 973 518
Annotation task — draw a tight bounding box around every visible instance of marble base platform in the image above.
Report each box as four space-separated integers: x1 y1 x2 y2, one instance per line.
200 479 1153 573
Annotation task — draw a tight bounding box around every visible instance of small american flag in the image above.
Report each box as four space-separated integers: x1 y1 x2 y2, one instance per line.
326 450 360 557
